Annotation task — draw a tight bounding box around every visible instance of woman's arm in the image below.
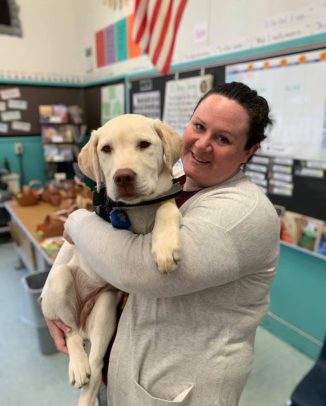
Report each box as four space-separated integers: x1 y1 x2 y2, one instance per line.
64 208 241 298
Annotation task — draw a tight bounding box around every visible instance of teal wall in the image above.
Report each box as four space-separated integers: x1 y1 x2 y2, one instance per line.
262 243 326 360
0 135 46 187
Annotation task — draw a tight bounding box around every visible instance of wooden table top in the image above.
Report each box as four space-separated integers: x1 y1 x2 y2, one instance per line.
5 200 59 244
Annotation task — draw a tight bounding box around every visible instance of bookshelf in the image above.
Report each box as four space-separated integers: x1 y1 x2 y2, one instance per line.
38 104 86 180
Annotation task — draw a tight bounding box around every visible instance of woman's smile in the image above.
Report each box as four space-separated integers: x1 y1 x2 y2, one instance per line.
191 151 210 164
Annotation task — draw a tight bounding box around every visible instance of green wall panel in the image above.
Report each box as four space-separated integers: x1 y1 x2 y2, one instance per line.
0 136 46 186
262 243 326 360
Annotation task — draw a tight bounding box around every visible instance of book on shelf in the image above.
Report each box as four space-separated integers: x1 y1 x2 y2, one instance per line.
297 216 324 252
43 144 74 162
317 225 326 256
280 210 325 254
41 124 76 143
39 104 68 123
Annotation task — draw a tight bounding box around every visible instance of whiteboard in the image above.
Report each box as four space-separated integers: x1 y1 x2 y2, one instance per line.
226 49 326 161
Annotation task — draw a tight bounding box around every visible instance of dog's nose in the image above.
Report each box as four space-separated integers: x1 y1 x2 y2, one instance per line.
113 169 136 186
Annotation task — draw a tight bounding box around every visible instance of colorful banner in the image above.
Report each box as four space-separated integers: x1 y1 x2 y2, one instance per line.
95 15 142 68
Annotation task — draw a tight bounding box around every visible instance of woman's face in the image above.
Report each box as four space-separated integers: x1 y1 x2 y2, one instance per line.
182 94 258 190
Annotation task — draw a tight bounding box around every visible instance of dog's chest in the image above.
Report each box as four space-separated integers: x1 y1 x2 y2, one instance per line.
124 204 160 234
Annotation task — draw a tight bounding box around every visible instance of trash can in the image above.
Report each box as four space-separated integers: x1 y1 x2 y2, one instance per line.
21 270 57 355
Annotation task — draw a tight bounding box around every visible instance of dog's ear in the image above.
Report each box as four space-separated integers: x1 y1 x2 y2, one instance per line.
153 120 183 174
78 130 104 191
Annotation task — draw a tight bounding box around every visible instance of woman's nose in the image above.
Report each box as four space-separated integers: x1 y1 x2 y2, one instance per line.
195 134 212 151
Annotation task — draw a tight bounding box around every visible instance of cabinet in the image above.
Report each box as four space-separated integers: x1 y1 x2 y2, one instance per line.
39 104 86 180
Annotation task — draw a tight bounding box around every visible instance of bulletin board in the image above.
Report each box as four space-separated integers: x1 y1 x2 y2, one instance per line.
0 84 84 136
129 74 174 120
129 66 225 121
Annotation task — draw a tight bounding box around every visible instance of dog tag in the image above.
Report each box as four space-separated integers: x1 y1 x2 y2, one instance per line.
110 209 131 229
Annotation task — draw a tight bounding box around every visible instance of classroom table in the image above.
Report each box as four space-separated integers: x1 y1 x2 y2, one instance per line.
4 200 59 272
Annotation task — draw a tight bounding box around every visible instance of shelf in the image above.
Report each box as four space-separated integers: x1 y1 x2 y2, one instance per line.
42 142 75 145
280 241 326 261
40 122 83 125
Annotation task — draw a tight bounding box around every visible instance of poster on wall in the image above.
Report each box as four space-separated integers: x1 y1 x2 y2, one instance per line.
132 91 161 119
226 49 326 162
101 83 125 125
163 74 213 135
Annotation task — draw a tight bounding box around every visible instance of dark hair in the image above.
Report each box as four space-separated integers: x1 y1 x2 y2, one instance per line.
193 82 273 149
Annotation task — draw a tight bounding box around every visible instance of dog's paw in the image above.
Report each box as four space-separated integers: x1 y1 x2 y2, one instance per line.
69 354 91 388
152 238 181 273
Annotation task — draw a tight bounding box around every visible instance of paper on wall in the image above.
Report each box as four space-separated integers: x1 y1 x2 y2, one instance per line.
0 123 9 133
0 101 6 111
0 87 21 100
1 110 21 121
11 121 31 132
8 99 28 110
101 83 125 125
163 74 213 135
132 91 161 119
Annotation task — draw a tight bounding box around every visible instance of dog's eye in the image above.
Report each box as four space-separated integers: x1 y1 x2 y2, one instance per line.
138 141 151 150
101 145 112 153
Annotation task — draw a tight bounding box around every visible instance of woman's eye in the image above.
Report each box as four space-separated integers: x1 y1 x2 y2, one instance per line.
101 145 112 153
216 135 230 145
138 140 151 150
194 123 205 131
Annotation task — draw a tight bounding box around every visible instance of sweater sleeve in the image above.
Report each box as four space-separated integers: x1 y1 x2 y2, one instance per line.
64 208 241 298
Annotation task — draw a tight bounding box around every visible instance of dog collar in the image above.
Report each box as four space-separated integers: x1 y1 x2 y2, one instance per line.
93 182 183 229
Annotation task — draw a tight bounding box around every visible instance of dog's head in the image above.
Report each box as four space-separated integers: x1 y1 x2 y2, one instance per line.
78 114 182 203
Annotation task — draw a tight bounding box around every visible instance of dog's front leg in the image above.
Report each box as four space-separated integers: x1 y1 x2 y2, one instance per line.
152 200 182 273
66 330 91 389
78 290 123 406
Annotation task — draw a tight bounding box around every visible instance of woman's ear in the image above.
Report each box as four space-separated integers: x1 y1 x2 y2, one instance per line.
243 143 260 164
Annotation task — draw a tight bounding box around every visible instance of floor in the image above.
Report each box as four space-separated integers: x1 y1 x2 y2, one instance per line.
0 240 315 406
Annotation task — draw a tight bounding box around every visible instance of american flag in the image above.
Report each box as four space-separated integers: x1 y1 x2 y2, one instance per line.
133 0 187 75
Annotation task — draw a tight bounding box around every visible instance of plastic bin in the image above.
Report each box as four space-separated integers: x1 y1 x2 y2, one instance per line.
21 270 57 355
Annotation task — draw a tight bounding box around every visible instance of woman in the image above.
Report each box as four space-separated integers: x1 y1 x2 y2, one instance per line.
48 82 280 405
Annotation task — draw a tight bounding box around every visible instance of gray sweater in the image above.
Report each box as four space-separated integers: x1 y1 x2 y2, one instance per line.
61 171 280 406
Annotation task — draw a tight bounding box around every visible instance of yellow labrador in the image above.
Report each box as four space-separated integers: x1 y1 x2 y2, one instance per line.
41 114 183 406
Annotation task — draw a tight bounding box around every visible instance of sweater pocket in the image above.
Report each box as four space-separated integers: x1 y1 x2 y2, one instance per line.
134 380 194 405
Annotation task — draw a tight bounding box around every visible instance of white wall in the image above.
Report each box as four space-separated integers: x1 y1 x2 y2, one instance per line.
81 0 326 81
173 0 326 65
0 0 84 82
0 0 324 84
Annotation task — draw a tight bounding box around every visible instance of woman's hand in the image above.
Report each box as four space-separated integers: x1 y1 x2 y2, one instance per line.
45 318 72 355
